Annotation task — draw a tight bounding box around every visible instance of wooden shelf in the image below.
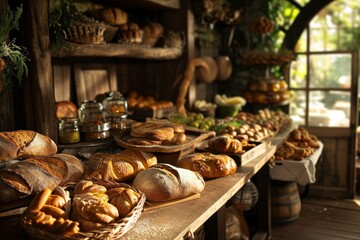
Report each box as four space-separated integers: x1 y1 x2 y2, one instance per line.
92 0 181 11
51 42 183 60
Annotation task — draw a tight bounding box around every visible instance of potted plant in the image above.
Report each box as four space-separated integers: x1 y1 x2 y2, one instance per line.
0 5 28 94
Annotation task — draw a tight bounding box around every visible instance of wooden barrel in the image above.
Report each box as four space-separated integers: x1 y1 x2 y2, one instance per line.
271 180 301 223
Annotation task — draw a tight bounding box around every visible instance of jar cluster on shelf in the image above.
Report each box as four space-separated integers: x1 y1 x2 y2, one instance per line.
242 79 290 105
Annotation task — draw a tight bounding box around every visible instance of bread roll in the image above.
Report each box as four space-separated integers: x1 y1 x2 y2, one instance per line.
132 163 205 202
0 130 58 162
208 136 243 154
55 101 78 119
0 153 84 203
107 187 141 218
99 7 128 26
176 152 237 178
142 22 164 47
85 149 157 181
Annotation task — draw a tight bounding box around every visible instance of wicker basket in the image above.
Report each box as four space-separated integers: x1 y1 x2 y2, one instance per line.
22 182 146 240
64 21 107 44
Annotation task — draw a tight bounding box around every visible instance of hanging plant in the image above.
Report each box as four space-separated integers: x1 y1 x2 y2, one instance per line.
0 5 29 94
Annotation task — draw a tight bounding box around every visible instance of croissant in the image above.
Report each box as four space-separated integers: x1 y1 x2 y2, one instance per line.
107 187 141 218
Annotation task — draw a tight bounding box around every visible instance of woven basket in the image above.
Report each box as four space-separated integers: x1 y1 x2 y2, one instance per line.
64 21 107 44
22 182 146 240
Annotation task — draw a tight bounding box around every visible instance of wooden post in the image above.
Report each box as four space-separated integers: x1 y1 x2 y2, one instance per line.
22 0 57 141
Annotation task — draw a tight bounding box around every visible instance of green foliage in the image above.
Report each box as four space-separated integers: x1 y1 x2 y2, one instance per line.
0 5 29 93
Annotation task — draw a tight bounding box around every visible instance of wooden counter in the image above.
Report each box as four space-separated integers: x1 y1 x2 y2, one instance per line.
121 124 296 240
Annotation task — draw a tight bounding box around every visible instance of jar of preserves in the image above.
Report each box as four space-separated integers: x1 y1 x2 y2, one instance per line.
78 100 106 125
80 122 111 141
58 118 81 144
102 91 128 118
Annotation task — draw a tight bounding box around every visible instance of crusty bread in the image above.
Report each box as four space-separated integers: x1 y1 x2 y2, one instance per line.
142 22 164 47
132 163 205 202
0 153 84 203
175 152 237 178
85 149 157 181
0 130 58 162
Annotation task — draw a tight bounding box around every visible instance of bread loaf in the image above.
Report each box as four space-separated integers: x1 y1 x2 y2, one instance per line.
85 149 157 181
0 153 84 203
132 163 205 202
142 22 164 47
176 152 237 178
0 130 58 162
56 101 78 119
107 187 141 218
99 7 128 26
208 135 243 154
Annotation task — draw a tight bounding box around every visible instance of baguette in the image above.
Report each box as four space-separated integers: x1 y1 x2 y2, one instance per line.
0 153 84 203
176 152 237 178
132 163 205 202
0 130 57 162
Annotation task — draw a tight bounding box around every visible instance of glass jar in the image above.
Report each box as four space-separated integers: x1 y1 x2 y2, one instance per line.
58 117 81 144
102 91 128 118
78 100 106 126
80 122 111 141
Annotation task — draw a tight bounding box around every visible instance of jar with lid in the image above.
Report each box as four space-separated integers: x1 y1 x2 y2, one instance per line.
78 100 106 125
58 117 81 144
102 91 128 118
102 91 128 130
78 100 111 141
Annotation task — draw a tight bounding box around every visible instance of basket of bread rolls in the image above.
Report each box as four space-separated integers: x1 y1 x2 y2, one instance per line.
21 180 146 240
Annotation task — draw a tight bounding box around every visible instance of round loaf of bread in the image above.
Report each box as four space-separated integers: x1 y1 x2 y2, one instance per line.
55 101 78 119
99 7 128 26
176 152 237 178
132 163 205 202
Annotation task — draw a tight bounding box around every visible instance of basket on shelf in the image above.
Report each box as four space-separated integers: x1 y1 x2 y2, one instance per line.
21 182 146 240
64 21 107 44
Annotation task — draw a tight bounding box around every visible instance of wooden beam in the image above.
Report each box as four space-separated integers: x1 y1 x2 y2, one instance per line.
22 0 57 141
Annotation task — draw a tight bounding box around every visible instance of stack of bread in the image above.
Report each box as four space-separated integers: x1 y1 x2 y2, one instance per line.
0 130 84 205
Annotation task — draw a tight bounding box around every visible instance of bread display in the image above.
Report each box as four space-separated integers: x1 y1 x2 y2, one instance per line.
274 128 320 161
70 180 144 232
0 153 84 203
207 135 243 154
176 152 237 178
0 130 58 162
132 163 205 202
85 149 157 181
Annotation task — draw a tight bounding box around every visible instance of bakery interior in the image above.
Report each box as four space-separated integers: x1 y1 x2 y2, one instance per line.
1 0 360 239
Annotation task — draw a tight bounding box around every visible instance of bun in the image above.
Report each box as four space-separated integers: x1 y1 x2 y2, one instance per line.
0 130 57 162
208 135 243 154
55 101 78 119
85 149 157 181
176 152 237 178
142 22 164 47
107 187 141 218
132 163 205 202
0 153 84 203
99 8 128 26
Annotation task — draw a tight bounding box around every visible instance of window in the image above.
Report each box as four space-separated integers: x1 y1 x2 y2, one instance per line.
287 0 360 127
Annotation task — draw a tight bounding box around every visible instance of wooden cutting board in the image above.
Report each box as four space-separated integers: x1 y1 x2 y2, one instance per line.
144 193 201 211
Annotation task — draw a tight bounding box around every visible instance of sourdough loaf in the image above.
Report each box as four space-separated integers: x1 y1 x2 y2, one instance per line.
176 152 237 178
132 163 205 202
85 149 157 181
0 130 58 162
0 153 84 203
